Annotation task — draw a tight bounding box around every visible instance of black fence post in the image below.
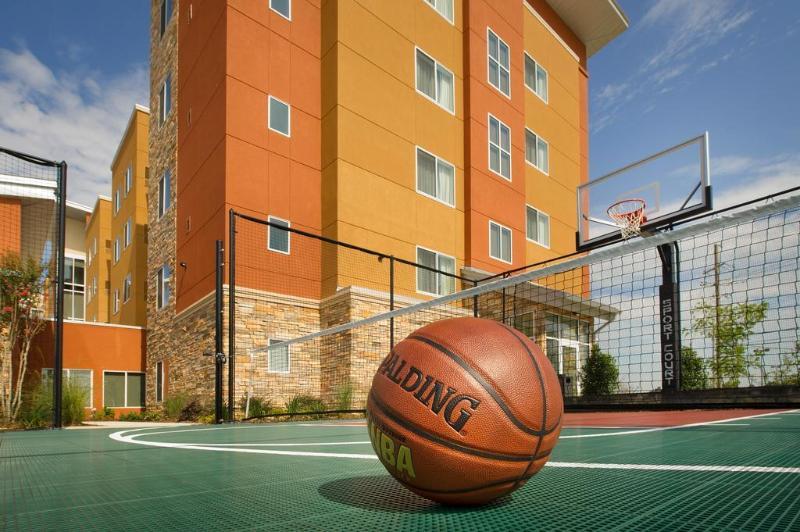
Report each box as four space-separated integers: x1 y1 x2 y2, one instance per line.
389 256 395 348
227 210 236 421
214 240 225 424
472 280 479 318
52 161 67 429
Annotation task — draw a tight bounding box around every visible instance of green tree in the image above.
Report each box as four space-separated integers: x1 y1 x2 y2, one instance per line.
680 346 707 390
693 301 768 388
581 344 619 396
0 253 47 423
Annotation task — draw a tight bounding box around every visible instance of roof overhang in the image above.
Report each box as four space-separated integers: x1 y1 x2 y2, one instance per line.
544 0 629 57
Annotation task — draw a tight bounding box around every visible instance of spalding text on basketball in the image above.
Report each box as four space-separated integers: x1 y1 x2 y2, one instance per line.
379 352 481 433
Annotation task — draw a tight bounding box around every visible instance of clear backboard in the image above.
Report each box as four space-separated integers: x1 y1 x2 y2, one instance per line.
577 132 712 250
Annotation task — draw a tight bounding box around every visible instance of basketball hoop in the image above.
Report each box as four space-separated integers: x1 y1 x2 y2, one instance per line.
607 199 647 240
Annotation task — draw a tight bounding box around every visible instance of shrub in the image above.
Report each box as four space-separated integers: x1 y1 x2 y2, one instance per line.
335 384 353 411
19 381 52 429
240 395 272 418
61 384 88 426
286 395 326 415
581 344 619 397
164 392 190 420
178 399 204 422
118 410 162 422
681 346 707 390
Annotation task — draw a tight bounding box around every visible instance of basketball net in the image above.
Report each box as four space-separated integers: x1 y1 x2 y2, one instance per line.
607 199 646 240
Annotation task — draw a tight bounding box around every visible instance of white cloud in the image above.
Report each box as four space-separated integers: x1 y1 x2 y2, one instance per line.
0 47 148 207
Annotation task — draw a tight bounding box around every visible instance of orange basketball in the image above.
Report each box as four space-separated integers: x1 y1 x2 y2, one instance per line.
366 316 563 505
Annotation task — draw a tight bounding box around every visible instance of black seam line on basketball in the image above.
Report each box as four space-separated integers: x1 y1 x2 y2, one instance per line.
367 392 548 463
408 334 547 437
401 473 537 495
499 324 562 438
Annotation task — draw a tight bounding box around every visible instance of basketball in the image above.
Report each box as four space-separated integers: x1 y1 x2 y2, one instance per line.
366 316 563 505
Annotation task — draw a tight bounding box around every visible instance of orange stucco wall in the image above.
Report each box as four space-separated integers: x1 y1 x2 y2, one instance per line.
176 0 322 310
0 197 21 256
29 321 146 415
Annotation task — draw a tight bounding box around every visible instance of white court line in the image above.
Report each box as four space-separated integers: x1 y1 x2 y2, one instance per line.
546 462 800 474
187 441 372 447
560 409 797 439
748 417 782 420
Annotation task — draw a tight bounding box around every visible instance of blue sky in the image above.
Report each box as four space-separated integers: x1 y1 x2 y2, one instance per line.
0 0 797 208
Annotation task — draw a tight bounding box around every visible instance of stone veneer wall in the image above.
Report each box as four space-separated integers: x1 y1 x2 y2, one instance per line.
146 0 186 408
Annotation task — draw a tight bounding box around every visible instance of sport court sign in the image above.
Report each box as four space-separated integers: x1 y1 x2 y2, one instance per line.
659 283 680 392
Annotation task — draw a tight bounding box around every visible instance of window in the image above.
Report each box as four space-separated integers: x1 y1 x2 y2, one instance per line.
269 0 291 20
159 0 172 37
103 371 145 408
416 247 456 296
268 339 290 373
525 128 549 174
123 219 132 248
424 0 454 23
157 265 172 309
125 164 133 195
114 188 120 214
487 28 510 97
512 312 535 337
64 256 85 321
160 75 172 124
545 313 591 396
268 96 290 136
43 369 92 408
92 276 97 303
113 289 120 314
488 115 511 179
90 237 97 265
416 147 455 207
123 273 132 303
156 361 164 403
415 48 454 113
113 238 120 263
268 216 290 254
158 170 171 218
526 206 550 247
489 221 512 263
524 53 548 102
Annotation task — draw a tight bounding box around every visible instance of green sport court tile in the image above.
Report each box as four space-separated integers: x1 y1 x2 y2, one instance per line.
2 410 799 531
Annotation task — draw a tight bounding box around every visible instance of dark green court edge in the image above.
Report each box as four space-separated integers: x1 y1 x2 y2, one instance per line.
2 413 799 531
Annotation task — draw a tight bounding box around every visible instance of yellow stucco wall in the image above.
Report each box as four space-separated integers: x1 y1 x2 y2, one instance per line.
85 198 112 323
109 107 149 326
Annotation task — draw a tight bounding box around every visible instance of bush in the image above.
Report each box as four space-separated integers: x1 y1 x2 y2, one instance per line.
681 346 707 390
19 381 52 429
581 344 619 396
335 384 353 411
164 392 190 420
61 384 88 425
286 395 326 415
240 395 272 418
119 410 163 422
178 399 204 422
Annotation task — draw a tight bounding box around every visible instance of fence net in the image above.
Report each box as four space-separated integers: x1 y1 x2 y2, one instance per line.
0 148 64 425
230 192 800 418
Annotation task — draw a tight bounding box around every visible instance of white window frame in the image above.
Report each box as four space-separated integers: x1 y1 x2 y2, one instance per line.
42 368 93 408
158 170 171 218
156 361 164 403
524 52 548 103
114 188 121 215
64 254 86 322
268 338 291 374
414 47 455 115
415 246 457 297
124 164 133 195
113 288 120 314
160 75 171 124
488 114 512 180
525 127 549 175
424 0 454 24
487 27 511 98
157 265 171 310
102 370 145 408
415 146 456 208
92 276 97 302
269 0 292 21
123 273 132 303
267 95 291 137
113 238 120 263
267 216 291 255
123 218 132 248
526 205 551 248
489 220 513 264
